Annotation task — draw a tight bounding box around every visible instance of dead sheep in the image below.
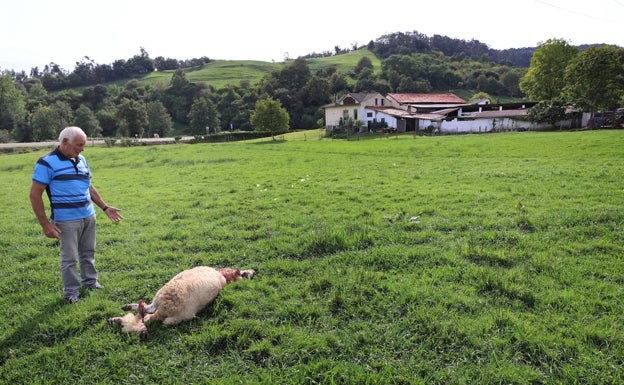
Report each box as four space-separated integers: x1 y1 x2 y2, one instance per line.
108 266 256 335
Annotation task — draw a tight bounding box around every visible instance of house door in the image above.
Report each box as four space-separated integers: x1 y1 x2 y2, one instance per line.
397 119 406 132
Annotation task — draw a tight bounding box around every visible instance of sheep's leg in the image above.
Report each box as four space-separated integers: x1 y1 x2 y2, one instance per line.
122 302 156 314
241 269 256 279
122 303 138 311
162 316 185 325
144 310 166 324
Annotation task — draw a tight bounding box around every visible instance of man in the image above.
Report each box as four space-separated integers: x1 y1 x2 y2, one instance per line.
30 126 123 304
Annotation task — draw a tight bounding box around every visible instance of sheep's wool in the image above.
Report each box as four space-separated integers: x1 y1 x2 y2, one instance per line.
146 266 227 325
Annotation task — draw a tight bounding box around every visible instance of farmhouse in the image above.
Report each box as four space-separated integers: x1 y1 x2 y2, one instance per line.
323 92 388 131
323 92 548 134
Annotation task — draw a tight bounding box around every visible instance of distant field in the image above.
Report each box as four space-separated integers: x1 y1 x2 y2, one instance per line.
141 60 282 88
139 48 379 88
306 49 381 75
1 130 622 384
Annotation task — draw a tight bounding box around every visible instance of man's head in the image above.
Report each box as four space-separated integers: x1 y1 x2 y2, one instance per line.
58 126 87 158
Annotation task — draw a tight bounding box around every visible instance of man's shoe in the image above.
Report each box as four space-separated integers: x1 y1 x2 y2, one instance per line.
85 282 103 290
65 295 80 304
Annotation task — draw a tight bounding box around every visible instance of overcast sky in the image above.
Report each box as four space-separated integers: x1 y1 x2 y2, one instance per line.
1 0 622 73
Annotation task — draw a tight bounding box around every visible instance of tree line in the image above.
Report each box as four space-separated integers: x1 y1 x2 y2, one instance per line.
520 39 624 127
1 32 622 142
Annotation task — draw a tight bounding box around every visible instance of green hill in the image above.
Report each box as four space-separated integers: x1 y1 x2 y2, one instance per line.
138 49 380 89
305 49 381 75
141 60 282 88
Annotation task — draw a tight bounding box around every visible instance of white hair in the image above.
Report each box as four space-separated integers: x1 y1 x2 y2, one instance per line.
59 126 86 144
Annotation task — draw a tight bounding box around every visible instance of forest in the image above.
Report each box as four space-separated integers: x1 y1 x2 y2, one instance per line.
1 31 622 142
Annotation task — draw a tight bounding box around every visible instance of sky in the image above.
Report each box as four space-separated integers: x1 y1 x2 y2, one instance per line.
1 0 622 73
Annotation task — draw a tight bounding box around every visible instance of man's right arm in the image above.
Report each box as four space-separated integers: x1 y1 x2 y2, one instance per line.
30 181 60 239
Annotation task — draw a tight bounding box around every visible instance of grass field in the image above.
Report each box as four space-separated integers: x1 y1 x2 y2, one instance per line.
141 60 282 89
0 130 622 384
138 48 381 89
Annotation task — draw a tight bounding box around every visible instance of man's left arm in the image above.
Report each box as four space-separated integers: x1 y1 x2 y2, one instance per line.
90 185 123 222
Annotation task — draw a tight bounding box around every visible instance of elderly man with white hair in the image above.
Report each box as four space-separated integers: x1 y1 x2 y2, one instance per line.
29 126 123 304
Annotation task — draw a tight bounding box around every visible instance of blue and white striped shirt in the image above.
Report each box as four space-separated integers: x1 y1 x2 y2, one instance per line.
32 147 95 221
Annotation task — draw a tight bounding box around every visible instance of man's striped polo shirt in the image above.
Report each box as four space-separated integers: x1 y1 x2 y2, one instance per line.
32 147 95 221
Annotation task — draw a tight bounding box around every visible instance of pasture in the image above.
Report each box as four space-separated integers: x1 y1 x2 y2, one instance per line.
138 48 382 89
0 130 622 384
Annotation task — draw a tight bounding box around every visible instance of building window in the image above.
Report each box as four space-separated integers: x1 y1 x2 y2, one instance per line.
367 112 373 118
375 99 378 106
343 110 349 120
354 109 358 120
381 99 385 106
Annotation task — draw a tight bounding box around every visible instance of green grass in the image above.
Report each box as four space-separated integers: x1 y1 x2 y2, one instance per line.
139 48 380 89
306 49 382 75
1 130 623 384
141 60 283 89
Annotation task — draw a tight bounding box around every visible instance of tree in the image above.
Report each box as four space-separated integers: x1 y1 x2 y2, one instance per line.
217 87 242 131
469 91 493 103
74 105 102 138
124 47 155 77
31 105 60 141
96 108 119 137
353 68 378 92
27 80 48 100
188 97 220 135
81 85 108 110
30 101 73 141
162 69 202 123
501 69 523 97
352 56 373 76
69 56 96 87
564 45 624 114
0 75 27 135
116 98 148 137
250 98 289 140
146 101 173 137
50 100 73 127
519 39 578 101
527 98 567 129
301 76 331 106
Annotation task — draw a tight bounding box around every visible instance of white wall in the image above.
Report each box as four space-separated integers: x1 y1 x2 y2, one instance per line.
440 118 549 133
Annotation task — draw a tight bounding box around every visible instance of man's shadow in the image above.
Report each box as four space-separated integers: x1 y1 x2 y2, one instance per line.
0 298 74 364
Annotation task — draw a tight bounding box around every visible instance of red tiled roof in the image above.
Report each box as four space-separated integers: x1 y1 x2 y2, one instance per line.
387 93 467 104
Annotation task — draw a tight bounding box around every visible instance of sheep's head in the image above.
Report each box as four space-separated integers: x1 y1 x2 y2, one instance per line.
108 300 149 339
219 268 256 282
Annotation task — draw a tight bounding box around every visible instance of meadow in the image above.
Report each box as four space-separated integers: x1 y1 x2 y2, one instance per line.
140 60 281 89
138 49 381 89
0 130 622 384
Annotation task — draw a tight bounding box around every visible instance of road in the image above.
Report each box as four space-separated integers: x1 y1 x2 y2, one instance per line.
0 136 197 150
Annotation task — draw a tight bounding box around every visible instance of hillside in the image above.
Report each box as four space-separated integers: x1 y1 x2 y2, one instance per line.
138 49 381 89
141 60 282 88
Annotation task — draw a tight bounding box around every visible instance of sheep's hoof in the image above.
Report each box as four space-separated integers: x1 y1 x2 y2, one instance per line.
241 269 257 279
